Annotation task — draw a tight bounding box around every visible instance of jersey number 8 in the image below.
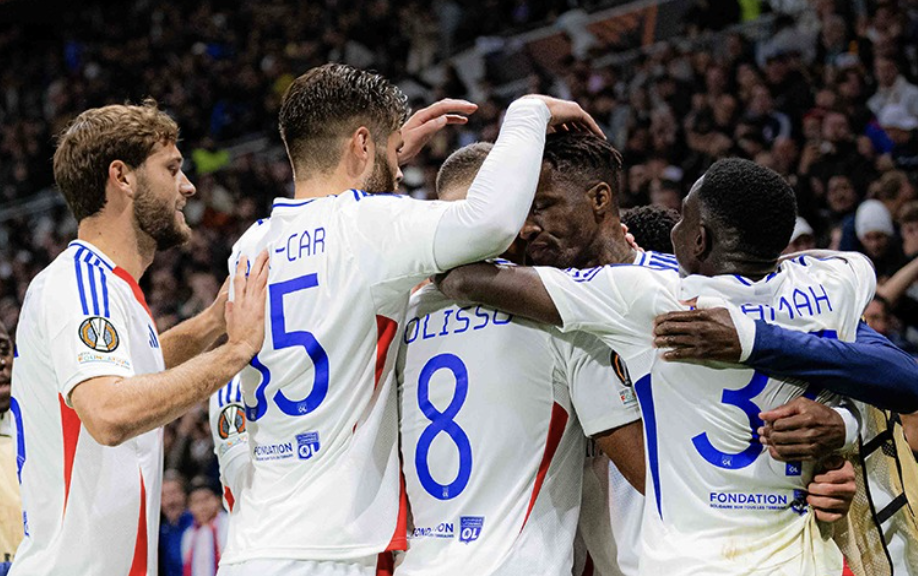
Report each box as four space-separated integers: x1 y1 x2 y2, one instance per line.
415 353 473 500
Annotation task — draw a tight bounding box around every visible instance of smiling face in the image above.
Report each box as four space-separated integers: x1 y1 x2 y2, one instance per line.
132 142 195 250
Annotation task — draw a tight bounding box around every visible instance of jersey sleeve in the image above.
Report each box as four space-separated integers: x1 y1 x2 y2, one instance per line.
343 195 451 301
556 332 641 436
535 265 678 342
831 251 876 315
209 376 252 509
45 267 136 407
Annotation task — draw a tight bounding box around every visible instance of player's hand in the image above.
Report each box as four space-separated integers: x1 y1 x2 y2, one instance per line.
622 223 643 252
204 276 230 335
758 397 846 461
807 456 856 523
652 308 742 363
399 99 478 164
225 251 269 362
520 95 605 138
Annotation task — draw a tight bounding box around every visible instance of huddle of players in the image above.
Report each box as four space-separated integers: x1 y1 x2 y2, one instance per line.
207 64 915 576
10 60 918 576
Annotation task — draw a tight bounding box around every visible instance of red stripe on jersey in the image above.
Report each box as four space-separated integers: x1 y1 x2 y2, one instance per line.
521 402 568 532
842 559 855 576
376 551 395 576
128 472 148 576
385 464 408 552
59 394 81 519
224 486 235 512
113 266 154 320
375 316 398 390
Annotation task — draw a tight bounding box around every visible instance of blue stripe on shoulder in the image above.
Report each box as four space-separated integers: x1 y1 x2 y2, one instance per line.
73 248 90 315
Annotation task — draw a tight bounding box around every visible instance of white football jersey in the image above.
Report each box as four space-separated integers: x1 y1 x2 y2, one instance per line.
209 376 249 512
395 283 640 576
222 192 454 565
537 251 875 576
10 240 164 576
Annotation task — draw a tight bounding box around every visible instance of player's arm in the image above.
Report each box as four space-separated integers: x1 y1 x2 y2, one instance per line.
71 253 268 447
653 308 918 412
562 334 645 493
757 397 858 461
438 263 562 325
593 422 645 494
209 377 252 509
159 277 229 369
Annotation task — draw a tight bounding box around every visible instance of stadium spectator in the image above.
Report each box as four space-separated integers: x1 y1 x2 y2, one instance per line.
0 320 21 575
160 471 194 576
181 477 228 576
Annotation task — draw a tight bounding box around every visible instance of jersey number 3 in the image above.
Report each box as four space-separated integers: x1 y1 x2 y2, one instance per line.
415 353 473 500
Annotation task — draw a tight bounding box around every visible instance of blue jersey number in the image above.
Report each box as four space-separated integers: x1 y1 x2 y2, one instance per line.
247 274 330 421
692 371 768 469
415 354 473 500
10 397 24 483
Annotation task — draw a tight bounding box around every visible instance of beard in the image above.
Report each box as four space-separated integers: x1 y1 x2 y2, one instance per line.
362 149 398 194
133 175 192 251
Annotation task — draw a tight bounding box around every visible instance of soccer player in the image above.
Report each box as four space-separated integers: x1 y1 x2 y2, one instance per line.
395 140 643 576
219 64 602 576
0 320 22 573
10 101 269 576
438 158 875 575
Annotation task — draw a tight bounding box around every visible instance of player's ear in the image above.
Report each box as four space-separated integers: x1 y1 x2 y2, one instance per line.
587 182 613 219
346 127 373 176
107 159 136 203
696 223 714 262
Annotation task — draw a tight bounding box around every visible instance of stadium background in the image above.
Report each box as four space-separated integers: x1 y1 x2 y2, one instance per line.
1 0 917 572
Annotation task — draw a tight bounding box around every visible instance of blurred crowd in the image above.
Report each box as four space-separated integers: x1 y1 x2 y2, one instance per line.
2 0 918 573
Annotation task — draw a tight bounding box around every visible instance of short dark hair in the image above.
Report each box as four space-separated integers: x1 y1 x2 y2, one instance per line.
622 205 679 253
279 63 409 177
542 133 624 212
435 142 493 199
697 158 796 260
53 100 179 222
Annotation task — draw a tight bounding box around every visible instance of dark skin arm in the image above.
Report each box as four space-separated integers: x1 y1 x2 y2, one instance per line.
593 420 646 494
652 307 742 363
437 263 562 325
758 397 847 461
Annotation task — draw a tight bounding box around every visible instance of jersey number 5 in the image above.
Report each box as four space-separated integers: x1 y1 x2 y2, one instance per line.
247 273 329 421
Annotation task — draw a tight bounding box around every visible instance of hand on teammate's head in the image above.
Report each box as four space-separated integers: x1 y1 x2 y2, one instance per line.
519 95 606 138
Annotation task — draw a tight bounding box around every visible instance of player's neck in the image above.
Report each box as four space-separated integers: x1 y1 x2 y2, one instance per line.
77 215 155 281
705 250 778 281
586 228 636 268
292 170 362 200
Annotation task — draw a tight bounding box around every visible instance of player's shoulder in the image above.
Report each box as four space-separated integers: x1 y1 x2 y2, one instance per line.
233 217 272 253
783 250 875 283
551 251 679 285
